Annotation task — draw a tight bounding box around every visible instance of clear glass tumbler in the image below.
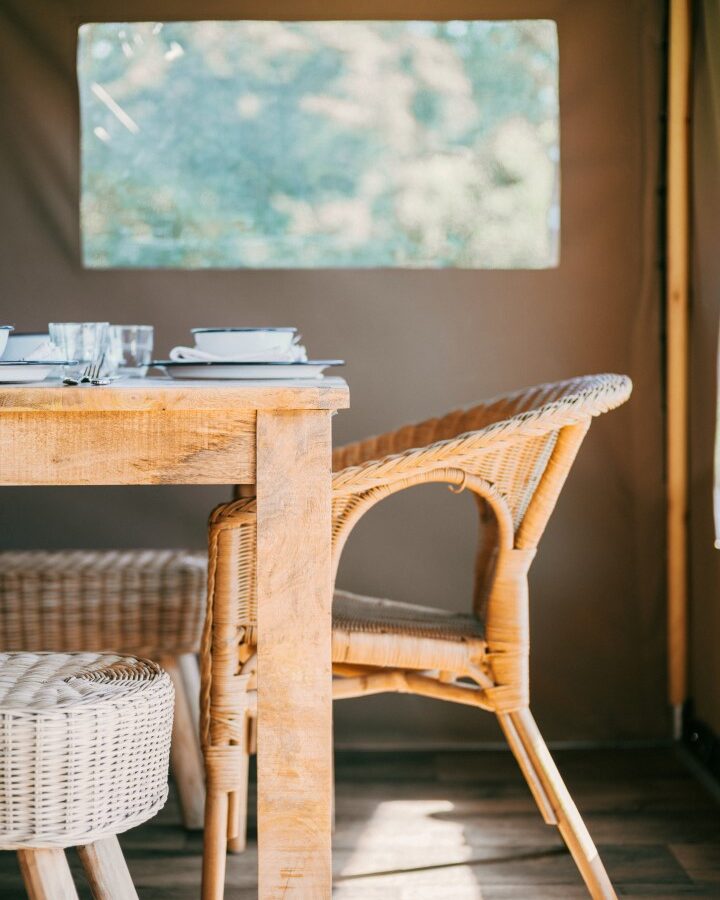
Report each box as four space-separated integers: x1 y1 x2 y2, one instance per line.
48 322 109 379
107 325 154 377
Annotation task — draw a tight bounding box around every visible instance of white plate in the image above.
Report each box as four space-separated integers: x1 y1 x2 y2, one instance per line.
0 361 75 384
154 360 343 380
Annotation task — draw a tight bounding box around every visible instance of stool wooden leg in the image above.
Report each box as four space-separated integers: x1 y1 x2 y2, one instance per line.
161 654 206 830
17 848 79 900
77 836 138 900
506 708 617 900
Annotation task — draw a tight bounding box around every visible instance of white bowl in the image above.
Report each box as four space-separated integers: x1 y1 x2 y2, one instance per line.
2 331 48 361
192 327 297 358
0 326 14 358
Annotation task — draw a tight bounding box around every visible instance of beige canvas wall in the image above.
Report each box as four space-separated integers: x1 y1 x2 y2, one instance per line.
0 0 667 745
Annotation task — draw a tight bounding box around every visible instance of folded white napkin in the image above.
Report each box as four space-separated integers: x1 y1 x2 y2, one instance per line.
26 341 64 362
168 343 308 363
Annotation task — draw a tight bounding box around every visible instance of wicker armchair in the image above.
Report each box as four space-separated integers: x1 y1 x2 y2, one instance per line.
0 549 207 830
201 374 632 900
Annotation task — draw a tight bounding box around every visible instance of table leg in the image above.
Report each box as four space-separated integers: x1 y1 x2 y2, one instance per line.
255 409 334 898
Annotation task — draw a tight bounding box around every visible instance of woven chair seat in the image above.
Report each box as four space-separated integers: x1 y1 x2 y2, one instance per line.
0 549 207 656
0 652 174 850
332 589 484 642
330 590 486 671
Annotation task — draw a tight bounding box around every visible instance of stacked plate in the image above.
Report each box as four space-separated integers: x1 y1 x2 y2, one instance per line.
0 327 76 383
153 328 343 380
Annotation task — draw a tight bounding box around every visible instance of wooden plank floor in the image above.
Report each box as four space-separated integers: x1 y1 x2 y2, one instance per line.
0 747 717 897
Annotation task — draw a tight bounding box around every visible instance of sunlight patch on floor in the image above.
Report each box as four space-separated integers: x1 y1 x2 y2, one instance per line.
333 799 483 899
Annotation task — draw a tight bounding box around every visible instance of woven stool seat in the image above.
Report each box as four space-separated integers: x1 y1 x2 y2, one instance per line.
0 550 206 657
0 652 173 850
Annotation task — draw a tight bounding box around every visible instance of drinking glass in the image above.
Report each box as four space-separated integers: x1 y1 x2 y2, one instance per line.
107 325 154 377
48 322 109 379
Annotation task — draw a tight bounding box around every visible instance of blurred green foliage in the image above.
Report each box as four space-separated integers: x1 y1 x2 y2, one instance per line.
78 20 559 268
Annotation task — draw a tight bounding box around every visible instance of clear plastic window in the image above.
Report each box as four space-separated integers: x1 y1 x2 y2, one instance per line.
78 20 559 269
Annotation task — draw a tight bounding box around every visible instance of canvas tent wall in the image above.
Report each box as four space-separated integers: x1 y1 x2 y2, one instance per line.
0 0 667 745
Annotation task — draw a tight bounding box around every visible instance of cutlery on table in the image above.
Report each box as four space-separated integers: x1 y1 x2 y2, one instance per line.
63 353 106 386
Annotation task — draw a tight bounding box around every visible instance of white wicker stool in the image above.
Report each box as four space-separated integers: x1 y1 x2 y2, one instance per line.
0 550 206 830
0 652 174 899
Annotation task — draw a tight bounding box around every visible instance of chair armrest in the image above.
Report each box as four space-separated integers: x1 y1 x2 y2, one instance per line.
333 374 631 485
333 402 496 472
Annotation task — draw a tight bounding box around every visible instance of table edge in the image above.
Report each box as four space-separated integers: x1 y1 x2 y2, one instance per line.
0 377 350 412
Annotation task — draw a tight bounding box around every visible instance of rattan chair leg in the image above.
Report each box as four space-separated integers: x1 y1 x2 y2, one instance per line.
248 713 257 754
17 848 79 900
227 714 251 854
497 712 556 825
331 748 336 835
77 836 138 900
225 712 333 853
202 790 229 900
227 792 247 853
161 654 206 830
509 709 616 900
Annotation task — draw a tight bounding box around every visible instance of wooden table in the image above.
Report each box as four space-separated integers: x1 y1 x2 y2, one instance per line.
0 377 349 898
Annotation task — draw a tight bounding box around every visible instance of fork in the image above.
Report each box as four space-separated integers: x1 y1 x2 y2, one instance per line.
63 353 105 386
87 352 106 384
63 364 91 386
90 353 117 385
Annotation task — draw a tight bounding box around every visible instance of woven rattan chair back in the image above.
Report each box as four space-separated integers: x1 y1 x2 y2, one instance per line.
203 373 630 640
